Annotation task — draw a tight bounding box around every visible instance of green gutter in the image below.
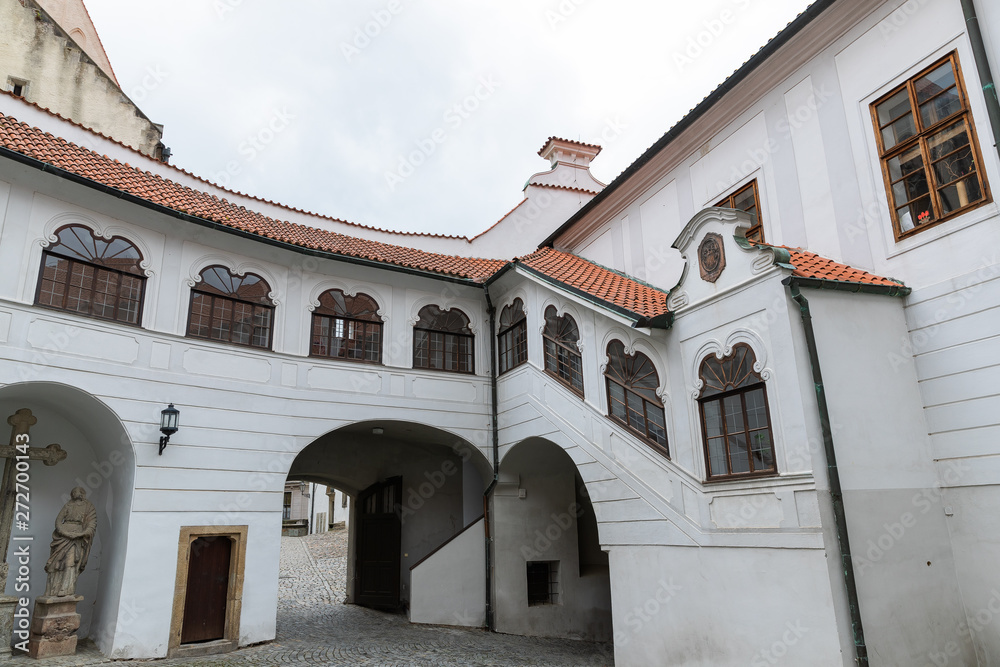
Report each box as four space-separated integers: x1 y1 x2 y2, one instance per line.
0 146 485 288
785 278 868 665
538 0 839 249
785 276 910 297
961 0 1000 161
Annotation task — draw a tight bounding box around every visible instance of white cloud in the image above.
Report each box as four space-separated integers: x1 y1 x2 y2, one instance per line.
84 0 812 237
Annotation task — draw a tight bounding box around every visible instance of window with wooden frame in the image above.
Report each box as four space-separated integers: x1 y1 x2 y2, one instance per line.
35 224 146 325
605 340 668 456
871 51 990 239
698 344 776 480
497 298 527 375
716 180 764 243
542 306 584 396
310 289 382 363
413 305 474 373
187 265 274 349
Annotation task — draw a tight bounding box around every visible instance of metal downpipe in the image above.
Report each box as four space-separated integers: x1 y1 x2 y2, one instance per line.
483 284 500 632
961 0 1000 161
787 280 868 665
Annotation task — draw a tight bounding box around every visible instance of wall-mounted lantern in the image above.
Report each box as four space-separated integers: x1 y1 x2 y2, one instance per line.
159 403 179 455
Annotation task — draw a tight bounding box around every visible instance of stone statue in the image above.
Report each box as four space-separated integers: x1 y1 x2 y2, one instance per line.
43 487 97 598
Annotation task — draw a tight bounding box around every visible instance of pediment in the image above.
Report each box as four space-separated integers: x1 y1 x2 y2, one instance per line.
668 207 779 310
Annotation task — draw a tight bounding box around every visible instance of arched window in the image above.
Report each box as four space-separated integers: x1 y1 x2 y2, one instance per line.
605 340 668 455
497 298 527 375
542 306 583 396
35 224 146 325
698 344 776 479
413 305 473 373
311 289 382 363
187 265 274 349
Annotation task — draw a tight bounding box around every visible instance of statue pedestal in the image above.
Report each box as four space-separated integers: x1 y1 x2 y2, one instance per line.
27 595 83 659
0 594 17 657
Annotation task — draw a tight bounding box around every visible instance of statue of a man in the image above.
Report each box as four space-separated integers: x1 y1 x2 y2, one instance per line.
43 487 97 598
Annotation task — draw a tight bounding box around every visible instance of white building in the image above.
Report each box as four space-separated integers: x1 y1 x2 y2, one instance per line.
0 0 998 664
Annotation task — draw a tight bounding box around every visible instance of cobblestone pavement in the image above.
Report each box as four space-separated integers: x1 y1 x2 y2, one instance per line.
11 528 614 666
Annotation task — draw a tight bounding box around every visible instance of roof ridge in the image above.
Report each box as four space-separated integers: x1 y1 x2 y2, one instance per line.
0 97 476 241
0 111 506 281
528 182 601 195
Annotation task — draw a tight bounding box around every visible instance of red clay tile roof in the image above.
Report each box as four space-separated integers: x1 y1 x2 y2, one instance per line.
536 136 603 157
517 248 670 320
774 245 905 288
0 91 472 240
0 111 505 281
528 182 602 195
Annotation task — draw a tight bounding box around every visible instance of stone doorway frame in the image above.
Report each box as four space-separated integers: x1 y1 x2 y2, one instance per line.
167 525 248 658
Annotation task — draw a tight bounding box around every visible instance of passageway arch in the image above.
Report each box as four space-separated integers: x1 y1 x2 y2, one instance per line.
285 420 492 611
494 437 613 641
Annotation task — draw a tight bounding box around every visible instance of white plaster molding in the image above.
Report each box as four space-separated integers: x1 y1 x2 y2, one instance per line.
672 207 755 253
538 298 586 344
39 213 155 277
406 295 481 335
599 329 669 400
186 255 281 305
306 280 390 322
667 290 689 310
690 338 724 399
724 328 772 381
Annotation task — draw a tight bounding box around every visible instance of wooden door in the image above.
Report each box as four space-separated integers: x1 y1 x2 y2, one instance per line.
181 536 232 643
355 476 402 609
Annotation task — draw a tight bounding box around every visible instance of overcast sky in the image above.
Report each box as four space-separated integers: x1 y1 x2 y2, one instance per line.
83 0 813 238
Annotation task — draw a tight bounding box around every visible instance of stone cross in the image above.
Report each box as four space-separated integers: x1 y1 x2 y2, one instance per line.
0 409 67 585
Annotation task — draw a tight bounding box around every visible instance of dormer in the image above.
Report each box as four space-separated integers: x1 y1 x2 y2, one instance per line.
668 207 774 311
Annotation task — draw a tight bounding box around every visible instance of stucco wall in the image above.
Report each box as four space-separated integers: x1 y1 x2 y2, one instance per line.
0 0 161 155
609 545 844 667
409 517 485 627
804 290 973 664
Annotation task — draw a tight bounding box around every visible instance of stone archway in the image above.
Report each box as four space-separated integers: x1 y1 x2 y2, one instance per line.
0 382 137 655
283 420 493 620
494 437 613 641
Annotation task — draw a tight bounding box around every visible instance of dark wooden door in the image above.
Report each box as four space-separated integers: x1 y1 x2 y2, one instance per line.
355 476 402 609
181 536 232 644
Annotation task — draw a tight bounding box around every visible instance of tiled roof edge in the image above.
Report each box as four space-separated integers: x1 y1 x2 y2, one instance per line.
0 96 475 241
0 143 496 286
514 261 646 323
